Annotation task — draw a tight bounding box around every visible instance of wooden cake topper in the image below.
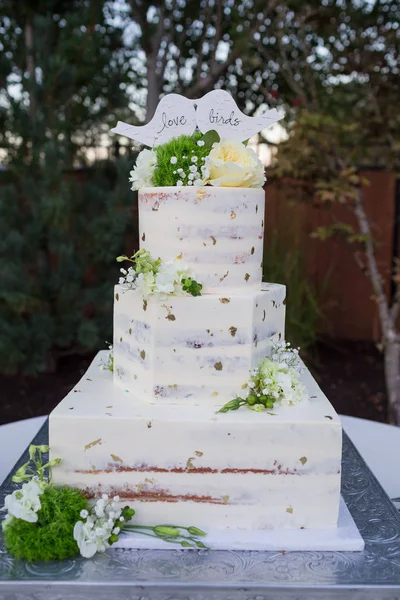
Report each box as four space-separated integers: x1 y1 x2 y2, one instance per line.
111 90 284 147
195 90 284 142
111 94 197 147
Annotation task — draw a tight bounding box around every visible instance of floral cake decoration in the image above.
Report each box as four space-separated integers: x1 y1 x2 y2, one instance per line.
1 445 207 561
112 89 284 191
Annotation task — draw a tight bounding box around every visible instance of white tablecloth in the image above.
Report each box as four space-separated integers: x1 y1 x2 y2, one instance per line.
0 415 399 499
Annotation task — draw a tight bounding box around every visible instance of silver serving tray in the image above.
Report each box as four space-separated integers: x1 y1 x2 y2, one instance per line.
1 420 400 600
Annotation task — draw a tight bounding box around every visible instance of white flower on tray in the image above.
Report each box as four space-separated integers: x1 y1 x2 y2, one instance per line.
129 149 157 191
3 479 44 523
205 139 265 188
73 495 122 558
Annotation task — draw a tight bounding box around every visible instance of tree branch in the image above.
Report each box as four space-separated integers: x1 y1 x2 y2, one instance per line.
353 187 394 340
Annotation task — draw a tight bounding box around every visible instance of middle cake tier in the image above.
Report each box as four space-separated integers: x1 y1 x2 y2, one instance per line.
113 282 286 405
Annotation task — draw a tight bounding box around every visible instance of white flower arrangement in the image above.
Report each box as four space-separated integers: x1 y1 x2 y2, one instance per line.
218 342 308 413
117 250 202 298
129 149 157 191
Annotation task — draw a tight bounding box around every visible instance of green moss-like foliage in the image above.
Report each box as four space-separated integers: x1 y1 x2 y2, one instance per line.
152 133 210 187
3 485 88 561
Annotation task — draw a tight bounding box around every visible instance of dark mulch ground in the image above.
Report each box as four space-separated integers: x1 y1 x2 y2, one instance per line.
0 339 387 426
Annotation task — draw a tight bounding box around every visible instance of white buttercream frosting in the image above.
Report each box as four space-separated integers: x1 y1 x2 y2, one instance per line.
139 186 265 293
49 352 342 531
113 282 286 405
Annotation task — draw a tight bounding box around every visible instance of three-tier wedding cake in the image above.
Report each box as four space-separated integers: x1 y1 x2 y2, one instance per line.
49 91 342 536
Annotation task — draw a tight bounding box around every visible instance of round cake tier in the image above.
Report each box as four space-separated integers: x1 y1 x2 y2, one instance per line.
139 186 265 293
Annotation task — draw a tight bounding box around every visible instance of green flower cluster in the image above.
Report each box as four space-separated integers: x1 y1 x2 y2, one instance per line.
152 132 211 187
117 249 160 273
181 277 203 296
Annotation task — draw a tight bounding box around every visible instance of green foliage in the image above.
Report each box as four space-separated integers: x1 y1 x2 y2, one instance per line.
181 278 203 297
118 250 161 274
3 485 88 561
13 444 60 484
152 134 209 187
0 159 135 374
263 233 323 350
312 224 371 245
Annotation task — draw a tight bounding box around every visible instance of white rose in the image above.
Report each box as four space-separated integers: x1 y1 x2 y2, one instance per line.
205 139 265 188
129 149 157 191
4 479 44 523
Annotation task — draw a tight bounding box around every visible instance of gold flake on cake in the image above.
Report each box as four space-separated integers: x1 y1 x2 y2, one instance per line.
300 457 307 465
230 210 236 219
140 350 146 360
214 361 223 371
142 232 146 241
286 506 294 514
210 236 217 245
176 252 183 259
196 188 206 200
110 454 123 463
219 298 230 304
186 457 195 470
220 270 229 282
194 451 203 457
244 273 250 281
84 438 102 451
229 326 237 337
143 299 147 311
115 292 119 301
223 495 230 504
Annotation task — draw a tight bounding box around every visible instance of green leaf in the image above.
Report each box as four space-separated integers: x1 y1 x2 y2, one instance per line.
201 129 220 148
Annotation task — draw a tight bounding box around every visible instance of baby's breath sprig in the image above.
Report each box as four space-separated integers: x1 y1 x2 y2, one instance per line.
218 342 307 414
100 344 114 372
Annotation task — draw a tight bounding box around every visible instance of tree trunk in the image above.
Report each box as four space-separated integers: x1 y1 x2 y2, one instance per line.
146 52 160 120
384 337 400 425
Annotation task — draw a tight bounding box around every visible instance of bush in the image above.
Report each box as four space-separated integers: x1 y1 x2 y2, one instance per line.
0 159 136 374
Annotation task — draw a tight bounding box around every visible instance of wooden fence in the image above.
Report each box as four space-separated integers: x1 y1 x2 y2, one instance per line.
265 170 398 340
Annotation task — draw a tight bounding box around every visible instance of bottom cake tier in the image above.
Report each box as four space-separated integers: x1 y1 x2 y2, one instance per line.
49 351 342 532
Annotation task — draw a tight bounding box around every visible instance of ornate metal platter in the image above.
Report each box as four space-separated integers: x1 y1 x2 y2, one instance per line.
1 420 400 600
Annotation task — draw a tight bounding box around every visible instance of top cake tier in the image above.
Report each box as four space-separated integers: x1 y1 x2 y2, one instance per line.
139 187 265 293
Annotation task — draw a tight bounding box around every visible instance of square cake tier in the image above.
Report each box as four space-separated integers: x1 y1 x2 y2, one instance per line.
49 352 342 532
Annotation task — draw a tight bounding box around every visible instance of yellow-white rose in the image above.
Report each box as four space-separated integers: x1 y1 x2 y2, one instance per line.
205 140 265 188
